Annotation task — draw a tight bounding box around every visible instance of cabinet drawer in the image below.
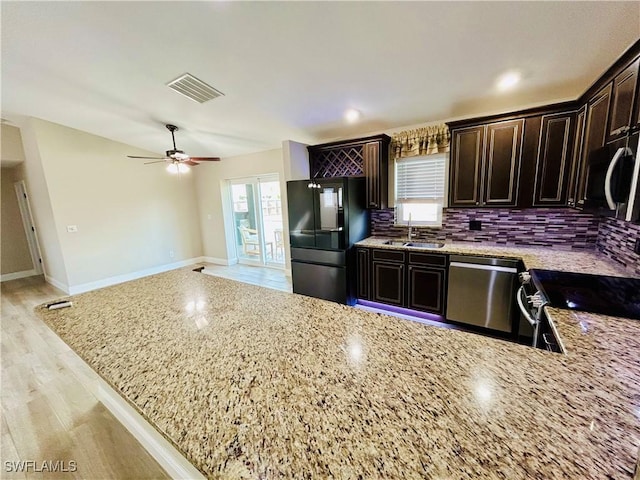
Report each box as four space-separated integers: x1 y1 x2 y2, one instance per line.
372 249 405 263
408 252 447 268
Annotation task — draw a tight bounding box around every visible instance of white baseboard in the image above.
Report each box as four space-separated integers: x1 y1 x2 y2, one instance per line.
44 274 70 294
201 256 236 266
97 383 205 479
67 257 205 295
0 268 38 282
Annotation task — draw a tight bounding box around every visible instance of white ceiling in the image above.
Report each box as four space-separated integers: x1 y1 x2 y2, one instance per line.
2 2 639 159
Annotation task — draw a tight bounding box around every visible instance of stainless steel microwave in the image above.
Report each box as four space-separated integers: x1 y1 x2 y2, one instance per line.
583 132 640 222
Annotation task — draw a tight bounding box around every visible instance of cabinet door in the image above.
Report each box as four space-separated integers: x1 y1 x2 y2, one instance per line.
533 114 574 206
449 126 485 206
609 58 639 139
407 265 446 315
363 141 388 209
567 106 586 207
576 84 612 207
372 261 405 306
356 248 370 300
484 119 524 206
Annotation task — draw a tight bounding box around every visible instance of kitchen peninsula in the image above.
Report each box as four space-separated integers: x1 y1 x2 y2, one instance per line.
37 249 640 479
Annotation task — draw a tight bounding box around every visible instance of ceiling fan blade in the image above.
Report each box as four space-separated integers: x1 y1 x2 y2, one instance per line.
182 160 200 166
189 157 221 161
128 155 168 160
144 160 168 165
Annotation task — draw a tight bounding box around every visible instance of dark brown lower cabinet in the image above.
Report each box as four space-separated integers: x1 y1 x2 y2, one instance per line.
372 261 405 306
407 252 447 315
360 248 447 315
407 266 446 314
356 248 370 300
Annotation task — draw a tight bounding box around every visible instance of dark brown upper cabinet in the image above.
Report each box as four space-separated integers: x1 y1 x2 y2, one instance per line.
446 42 640 210
363 138 390 209
575 83 612 208
449 119 523 207
449 125 484 206
484 119 524 205
532 113 575 206
566 106 586 207
307 134 390 210
608 58 639 139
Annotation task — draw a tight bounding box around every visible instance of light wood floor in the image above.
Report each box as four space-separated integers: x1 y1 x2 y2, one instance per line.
201 263 292 293
1 276 170 479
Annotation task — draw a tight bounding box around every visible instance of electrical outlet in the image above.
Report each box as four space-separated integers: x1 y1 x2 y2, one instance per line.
634 239 640 255
469 220 482 231
169 250 175 258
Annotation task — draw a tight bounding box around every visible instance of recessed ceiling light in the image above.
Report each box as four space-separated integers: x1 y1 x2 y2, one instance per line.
496 71 521 91
344 108 361 123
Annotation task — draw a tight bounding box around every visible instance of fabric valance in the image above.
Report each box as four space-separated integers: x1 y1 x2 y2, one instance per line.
391 125 450 159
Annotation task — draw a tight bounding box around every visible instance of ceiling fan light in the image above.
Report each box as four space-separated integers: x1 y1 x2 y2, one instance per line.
166 163 190 174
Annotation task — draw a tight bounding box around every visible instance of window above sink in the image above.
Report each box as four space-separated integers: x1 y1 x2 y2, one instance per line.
393 153 448 228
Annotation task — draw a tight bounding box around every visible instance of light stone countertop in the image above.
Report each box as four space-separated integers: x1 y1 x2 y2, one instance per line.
355 237 636 277
36 243 640 479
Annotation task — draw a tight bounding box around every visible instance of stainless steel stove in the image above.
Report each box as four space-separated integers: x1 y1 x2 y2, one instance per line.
517 269 640 353
529 269 640 320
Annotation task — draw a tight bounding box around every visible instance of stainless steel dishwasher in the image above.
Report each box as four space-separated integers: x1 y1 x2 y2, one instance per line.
446 255 520 333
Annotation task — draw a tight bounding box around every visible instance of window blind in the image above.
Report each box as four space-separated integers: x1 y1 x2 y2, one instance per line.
395 154 446 201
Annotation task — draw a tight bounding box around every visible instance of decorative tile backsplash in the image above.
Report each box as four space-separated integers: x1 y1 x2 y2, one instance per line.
371 207 640 275
596 217 640 276
371 208 601 249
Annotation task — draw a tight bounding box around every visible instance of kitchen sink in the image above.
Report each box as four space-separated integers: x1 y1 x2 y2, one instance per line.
405 242 445 249
383 240 445 249
384 240 409 246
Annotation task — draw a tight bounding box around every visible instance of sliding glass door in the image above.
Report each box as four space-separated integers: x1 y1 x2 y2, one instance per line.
228 174 284 267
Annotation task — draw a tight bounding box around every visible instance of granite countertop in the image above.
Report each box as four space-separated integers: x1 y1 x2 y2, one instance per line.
355 236 636 277
37 261 640 478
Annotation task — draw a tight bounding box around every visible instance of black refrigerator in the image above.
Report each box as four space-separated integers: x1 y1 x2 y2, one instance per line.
286 177 369 305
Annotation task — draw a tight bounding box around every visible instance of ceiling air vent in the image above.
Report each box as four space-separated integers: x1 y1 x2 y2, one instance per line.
166 73 224 104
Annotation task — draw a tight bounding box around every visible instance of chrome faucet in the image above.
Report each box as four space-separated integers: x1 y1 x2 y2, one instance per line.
407 216 414 240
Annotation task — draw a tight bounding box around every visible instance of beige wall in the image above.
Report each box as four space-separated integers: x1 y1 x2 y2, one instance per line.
24 118 202 289
1 125 26 165
19 120 69 286
1 166 34 275
195 148 290 268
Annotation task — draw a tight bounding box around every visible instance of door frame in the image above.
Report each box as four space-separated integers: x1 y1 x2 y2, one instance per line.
226 174 284 269
13 180 44 275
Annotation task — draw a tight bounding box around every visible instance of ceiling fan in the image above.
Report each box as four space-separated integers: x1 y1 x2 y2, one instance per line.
128 124 220 173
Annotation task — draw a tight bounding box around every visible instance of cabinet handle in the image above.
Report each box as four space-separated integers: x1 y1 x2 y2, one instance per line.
475 202 479 205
